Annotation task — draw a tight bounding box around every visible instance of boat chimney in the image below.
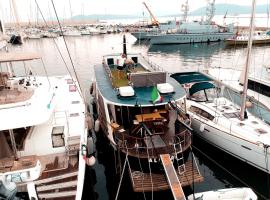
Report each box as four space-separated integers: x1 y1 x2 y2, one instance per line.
123 35 127 55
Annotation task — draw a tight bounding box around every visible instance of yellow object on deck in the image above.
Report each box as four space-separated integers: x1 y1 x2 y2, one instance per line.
160 154 186 200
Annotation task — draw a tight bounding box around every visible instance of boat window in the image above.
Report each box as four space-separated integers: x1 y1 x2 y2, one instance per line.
51 126 65 148
223 112 239 118
248 79 270 97
255 128 267 134
131 57 138 63
190 106 214 120
107 58 114 66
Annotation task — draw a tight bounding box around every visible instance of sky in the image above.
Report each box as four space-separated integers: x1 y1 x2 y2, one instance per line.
0 0 269 23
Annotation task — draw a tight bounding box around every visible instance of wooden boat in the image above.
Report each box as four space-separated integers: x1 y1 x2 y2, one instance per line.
226 32 270 46
92 35 203 195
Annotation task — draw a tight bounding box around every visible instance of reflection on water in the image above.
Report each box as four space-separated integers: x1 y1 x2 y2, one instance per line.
8 34 270 200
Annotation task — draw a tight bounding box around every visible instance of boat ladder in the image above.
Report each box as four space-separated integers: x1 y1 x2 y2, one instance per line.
174 143 186 175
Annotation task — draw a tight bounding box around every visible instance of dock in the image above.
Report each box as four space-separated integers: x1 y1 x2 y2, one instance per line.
129 159 203 193
160 154 186 200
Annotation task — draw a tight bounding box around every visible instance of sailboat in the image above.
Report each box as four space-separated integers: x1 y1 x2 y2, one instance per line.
8 0 26 45
0 52 95 199
171 0 270 174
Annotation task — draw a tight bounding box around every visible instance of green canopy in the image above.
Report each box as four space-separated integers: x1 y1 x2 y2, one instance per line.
189 82 215 96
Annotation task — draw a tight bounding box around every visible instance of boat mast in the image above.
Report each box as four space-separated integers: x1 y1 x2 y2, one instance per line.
240 0 256 120
11 0 20 29
9 130 18 160
205 0 215 23
181 0 189 22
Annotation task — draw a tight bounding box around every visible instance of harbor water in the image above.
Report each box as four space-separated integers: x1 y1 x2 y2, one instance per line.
9 33 270 200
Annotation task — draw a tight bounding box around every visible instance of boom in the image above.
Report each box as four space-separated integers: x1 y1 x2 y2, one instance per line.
142 2 159 26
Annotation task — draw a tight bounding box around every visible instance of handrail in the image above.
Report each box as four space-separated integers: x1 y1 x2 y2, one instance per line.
114 128 191 157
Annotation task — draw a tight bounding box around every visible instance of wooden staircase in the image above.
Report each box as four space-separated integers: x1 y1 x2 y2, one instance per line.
34 171 78 199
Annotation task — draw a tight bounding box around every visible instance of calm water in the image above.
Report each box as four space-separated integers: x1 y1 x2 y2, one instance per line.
9 34 270 200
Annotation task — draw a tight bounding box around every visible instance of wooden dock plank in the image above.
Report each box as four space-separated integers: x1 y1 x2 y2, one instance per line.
34 171 78 185
38 190 76 199
129 160 203 193
36 180 77 192
160 154 186 200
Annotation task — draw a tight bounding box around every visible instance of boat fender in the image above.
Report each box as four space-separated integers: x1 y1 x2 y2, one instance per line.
94 119 100 132
81 144 96 166
86 156 96 166
246 101 253 108
199 124 205 132
87 137 95 155
86 114 94 130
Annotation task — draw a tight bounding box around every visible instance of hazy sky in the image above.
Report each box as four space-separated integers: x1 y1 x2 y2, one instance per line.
0 0 269 23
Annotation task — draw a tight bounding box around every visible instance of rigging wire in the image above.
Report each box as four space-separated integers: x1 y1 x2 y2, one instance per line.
34 0 85 104
50 0 85 102
114 149 128 200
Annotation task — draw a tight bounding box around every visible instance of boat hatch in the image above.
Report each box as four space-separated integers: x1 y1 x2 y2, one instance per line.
223 112 239 118
157 83 174 94
255 128 267 134
118 86 135 97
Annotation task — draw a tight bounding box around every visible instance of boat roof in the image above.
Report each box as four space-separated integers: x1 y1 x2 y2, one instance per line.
94 64 186 106
0 52 41 63
171 71 213 84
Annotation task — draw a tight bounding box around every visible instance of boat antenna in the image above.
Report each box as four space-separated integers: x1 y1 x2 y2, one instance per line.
205 0 216 23
240 0 256 121
181 0 189 23
123 34 127 55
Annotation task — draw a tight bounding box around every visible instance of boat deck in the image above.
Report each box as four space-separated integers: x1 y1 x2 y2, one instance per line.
0 88 34 104
129 160 203 192
0 155 37 173
94 64 186 106
109 64 148 88
114 109 191 159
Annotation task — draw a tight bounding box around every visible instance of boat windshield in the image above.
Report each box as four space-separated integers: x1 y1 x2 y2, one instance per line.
190 88 218 102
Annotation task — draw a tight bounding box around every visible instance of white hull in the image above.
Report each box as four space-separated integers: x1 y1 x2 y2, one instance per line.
188 187 257 200
190 114 270 173
63 31 81 36
150 32 234 44
131 31 156 40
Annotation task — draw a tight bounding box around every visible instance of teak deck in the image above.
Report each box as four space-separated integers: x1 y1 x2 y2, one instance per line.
129 160 203 193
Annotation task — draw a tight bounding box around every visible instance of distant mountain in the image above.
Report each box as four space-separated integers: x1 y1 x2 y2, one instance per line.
71 4 270 21
190 4 269 16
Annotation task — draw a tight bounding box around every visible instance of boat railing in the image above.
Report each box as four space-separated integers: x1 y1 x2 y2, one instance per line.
141 55 165 72
114 128 191 158
102 62 114 86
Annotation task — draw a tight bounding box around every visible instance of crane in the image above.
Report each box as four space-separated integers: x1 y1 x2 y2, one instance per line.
142 2 159 26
